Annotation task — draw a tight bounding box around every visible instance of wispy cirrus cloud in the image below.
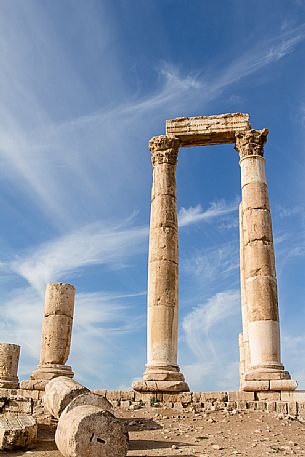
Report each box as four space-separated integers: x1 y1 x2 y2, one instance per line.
181 289 241 391
0 286 145 387
178 200 238 227
0 16 304 231
10 217 148 292
183 243 239 281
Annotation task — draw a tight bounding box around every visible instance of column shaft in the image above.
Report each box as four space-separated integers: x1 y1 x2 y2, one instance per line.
236 129 296 390
22 283 75 390
0 343 20 388
133 135 188 392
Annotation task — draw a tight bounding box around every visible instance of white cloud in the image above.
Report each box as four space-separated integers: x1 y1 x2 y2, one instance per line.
183 244 239 281
10 218 148 292
0 285 145 386
181 290 241 391
178 200 238 228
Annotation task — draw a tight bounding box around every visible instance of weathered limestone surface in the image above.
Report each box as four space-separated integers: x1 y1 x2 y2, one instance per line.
62 391 113 416
0 343 20 389
24 283 75 390
0 415 37 450
236 129 296 391
166 113 250 146
44 376 88 419
55 405 129 457
133 136 188 393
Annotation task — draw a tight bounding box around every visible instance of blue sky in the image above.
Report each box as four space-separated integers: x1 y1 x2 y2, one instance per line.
0 0 305 391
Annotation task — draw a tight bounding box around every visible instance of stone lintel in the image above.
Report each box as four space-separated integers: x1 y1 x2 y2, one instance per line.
166 113 250 147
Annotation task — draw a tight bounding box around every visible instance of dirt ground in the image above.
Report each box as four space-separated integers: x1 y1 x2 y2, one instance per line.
2 406 305 456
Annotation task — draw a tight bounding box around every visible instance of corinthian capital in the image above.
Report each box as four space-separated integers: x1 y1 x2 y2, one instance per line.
149 135 179 166
235 128 268 159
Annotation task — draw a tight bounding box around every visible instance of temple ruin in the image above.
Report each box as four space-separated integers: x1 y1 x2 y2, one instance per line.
133 113 297 394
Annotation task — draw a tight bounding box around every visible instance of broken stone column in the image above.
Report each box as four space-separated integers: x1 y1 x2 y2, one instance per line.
22 283 75 390
133 136 189 393
236 129 296 391
55 405 129 457
0 343 20 389
44 376 112 419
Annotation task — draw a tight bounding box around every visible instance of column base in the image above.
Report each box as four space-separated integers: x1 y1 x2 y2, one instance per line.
21 364 74 390
132 379 189 392
242 366 297 391
133 364 189 392
0 377 19 389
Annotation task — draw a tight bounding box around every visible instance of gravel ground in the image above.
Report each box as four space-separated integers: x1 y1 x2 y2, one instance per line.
2 406 305 456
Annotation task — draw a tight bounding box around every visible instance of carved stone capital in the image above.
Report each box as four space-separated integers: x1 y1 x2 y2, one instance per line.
235 129 268 159
149 135 179 165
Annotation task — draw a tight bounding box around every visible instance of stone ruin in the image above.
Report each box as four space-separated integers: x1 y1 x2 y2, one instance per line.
132 113 297 394
0 113 304 454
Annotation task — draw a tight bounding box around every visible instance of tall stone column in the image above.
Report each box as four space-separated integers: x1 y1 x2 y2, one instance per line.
239 202 250 388
236 129 296 391
21 282 75 390
133 135 189 392
0 343 20 388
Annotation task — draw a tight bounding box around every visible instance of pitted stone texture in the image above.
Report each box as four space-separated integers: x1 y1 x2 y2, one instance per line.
149 136 179 165
44 376 88 419
40 282 75 366
235 128 268 159
132 380 190 392
0 343 20 389
62 391 113 416
55 405 128 457
166 113 250 146
30 282 75 385
0 415 37 450
138 134 188 392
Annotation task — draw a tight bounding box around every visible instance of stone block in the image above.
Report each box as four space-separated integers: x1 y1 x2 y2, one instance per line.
20 380 46 391
288 402 298 416
242 182 269 211
4 396 33 415
236 400 247 410
256 391 281 401
120 400 131 408
17 389 40 401
270 380 297 391
243 208 273 245
276 401 288 415
201 392 228 402
166 113 250 146
243 380 270 391
0 415 37 450
256 401 267 411
297 402 305 417
192 392 201 402
247 401 257 410
226 401 237 411
228 391 254 401
281 390 305 402
245 276 278 321
120 391 135 401
162 393 179 403
245 370 290 381
267 401 277 412
105 390 121 401
0 388 17 396
177 392 192 403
